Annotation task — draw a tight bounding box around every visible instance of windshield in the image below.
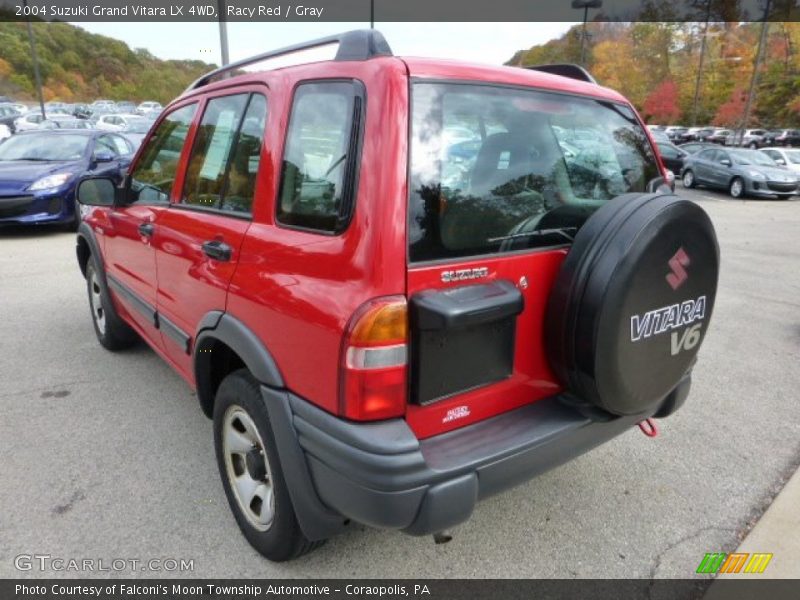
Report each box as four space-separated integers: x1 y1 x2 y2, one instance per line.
409 82 660 262
0 134 89 161
730 150 776 166
783 150 800 164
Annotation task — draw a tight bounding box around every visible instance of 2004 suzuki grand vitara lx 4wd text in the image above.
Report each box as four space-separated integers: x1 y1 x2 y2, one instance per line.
75 31 720 561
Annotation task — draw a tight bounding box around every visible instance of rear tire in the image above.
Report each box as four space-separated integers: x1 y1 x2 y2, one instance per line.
682 170 695 188
729 177 745 199
213 369 323 561
85 261 137 351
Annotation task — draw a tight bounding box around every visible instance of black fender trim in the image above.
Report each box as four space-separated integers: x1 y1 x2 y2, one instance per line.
76 222 103 279
261 385 348 541
194 313 285 416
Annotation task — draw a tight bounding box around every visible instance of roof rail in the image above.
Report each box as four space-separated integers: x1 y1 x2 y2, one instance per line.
185 29 393 92
525 64 597 85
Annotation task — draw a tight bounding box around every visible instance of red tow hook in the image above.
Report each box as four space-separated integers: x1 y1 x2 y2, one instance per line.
637 418 659 438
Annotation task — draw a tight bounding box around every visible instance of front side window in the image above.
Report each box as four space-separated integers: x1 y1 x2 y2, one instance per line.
277 81 363 233
182 94 249 210
180 93 267 215
408 83 660 262
697 149 716 161
128 103 196 205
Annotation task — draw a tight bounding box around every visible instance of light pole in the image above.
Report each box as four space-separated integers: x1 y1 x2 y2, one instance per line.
572 0 602 66
370 0 374 29
22 0 45 117
738 0 771 145
218 0 230 66
690 0 713 126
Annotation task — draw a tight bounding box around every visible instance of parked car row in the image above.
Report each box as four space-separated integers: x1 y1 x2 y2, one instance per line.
649 124 800 149
0 98 163 125
653 135 800 199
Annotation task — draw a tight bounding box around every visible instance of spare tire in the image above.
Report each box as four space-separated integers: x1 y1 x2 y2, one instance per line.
545 193 719 416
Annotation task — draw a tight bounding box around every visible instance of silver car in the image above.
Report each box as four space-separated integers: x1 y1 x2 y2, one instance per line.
681 147 798 199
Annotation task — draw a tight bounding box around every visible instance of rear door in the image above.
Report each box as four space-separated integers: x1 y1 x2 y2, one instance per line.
102 103 197 340
153 89 268 379
404 82 662 438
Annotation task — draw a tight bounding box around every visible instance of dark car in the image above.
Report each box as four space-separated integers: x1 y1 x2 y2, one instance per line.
681 146 798 199
678 141 714 155
74 30 720 562
655 141 687 174
0 104 21 133
763 129 800 147
665 126 688 142
706 128 731 145
0 130 134 228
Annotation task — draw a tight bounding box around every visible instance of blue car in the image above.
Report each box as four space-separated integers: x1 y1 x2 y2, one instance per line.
0 130 134 229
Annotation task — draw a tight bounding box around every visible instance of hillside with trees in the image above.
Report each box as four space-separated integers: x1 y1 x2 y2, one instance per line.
0 21 215 103
507 21 800 128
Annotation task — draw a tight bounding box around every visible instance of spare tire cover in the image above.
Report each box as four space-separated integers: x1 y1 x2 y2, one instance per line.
545 193 719 416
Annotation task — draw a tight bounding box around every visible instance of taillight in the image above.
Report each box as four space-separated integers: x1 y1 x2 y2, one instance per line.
340 296 408 421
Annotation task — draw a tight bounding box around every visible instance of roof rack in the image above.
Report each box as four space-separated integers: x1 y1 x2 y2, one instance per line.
186 29 393 92
525 64 597 85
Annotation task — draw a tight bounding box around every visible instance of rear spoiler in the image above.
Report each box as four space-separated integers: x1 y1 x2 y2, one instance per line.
524 64 597 85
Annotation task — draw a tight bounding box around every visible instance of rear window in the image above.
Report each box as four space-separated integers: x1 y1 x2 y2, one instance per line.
408 83 661 262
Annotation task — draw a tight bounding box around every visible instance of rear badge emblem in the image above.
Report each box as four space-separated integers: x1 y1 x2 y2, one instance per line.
440 267 489 283
443 406 471 424
666 247 691 290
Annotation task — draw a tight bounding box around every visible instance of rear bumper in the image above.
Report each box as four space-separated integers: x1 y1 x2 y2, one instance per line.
263 379 690 539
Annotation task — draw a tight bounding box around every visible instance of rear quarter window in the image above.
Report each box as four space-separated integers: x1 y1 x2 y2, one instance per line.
276 80 364 233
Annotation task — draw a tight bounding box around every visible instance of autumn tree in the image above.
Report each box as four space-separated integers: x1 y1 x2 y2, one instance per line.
643 80 682 123
713 87 748 126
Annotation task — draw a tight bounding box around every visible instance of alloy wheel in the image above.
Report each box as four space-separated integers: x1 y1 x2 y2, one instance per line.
89 270 106 335
222 405 275 531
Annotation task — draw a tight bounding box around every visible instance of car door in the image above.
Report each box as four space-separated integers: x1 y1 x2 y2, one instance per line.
692 149 715 183
710 150 731 187
153 90 267 378
101 102 198 342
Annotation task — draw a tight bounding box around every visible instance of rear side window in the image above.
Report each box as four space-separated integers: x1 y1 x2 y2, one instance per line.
181 93 267 216
129 103 196 205
277 81 364 233
408 83 661 262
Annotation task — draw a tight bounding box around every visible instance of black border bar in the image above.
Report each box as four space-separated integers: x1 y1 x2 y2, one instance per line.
1 0 799 22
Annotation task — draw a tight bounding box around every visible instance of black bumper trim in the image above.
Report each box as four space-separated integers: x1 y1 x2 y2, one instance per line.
277 389 652 537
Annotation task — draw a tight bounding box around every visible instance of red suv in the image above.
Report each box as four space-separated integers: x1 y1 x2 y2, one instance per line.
75 31 720 561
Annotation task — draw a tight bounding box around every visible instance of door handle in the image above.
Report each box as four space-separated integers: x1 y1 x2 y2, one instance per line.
202 240 232 262
138 222 154 237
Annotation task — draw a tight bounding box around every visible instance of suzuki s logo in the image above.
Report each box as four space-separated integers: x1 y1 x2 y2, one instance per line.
666 247 691 290
440 267 489 283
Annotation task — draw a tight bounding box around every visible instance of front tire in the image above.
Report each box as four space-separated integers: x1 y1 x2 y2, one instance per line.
729 177 745 199
86 261 137 350
213 369 322 561
682 170 695 188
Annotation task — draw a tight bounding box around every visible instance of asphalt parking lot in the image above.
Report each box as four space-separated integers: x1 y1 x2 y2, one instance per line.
1 185 799 579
